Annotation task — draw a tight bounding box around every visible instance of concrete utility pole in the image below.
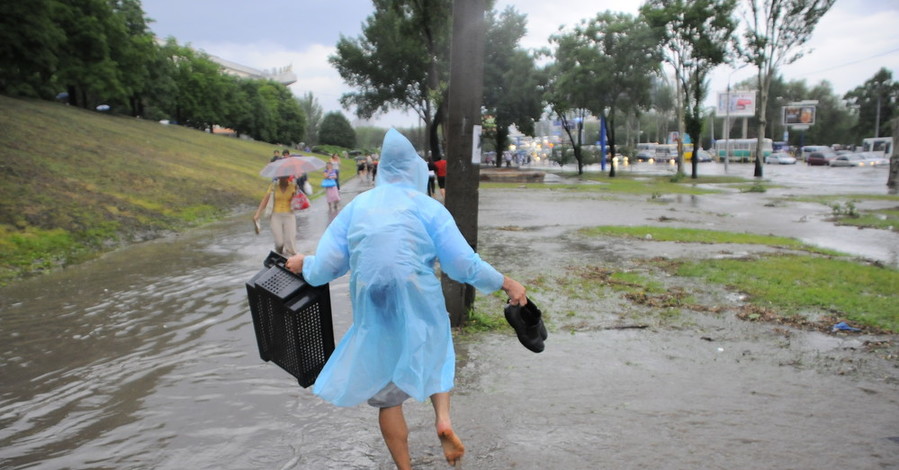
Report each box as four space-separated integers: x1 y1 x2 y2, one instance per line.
442 0 487 327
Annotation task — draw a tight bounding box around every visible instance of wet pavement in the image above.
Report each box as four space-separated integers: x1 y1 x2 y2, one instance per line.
1 163 898 469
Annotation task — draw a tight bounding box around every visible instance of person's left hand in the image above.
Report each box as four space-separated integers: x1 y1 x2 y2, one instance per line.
285 253 305 274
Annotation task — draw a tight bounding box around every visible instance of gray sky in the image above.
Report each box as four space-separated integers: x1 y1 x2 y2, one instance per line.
141 0 899 130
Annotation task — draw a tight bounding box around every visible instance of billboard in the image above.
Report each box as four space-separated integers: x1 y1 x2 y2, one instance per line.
782 105 816 126
717 91 757 117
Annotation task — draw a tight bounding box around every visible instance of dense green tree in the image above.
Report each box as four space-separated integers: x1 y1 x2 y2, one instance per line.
844 68 898 140
53 0 127 108
272 84 305 145
738 0 836 177
297 92 324 146
164 44 226 130
482 6 544 166
319 111 356 148
543 28 596 174
642 0 737 179
108 0 158 116
580 11 662 176
0 0 65 97
330 0 451 160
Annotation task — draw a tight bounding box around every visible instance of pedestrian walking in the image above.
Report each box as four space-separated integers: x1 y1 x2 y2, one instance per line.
253 176 300 256
330 154 341 190
285 129 527 470
322 161 340 211
433 158 447 199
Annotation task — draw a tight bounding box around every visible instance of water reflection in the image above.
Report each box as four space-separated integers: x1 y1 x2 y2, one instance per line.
0 184 370 469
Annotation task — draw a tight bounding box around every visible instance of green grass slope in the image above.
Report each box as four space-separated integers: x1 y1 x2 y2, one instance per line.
0 95 337 285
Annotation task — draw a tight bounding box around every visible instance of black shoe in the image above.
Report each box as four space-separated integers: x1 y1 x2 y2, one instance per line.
504 298 546 353
521 299 548 340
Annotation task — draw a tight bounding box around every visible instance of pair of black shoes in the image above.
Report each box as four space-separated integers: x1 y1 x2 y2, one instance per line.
504 298 548 353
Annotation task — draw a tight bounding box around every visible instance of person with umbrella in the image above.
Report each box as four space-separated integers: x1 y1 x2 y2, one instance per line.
253 155 326 255
253 175 299 256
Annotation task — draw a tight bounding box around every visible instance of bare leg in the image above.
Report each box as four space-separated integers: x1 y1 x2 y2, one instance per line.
379 405 412 470
431 392 464 466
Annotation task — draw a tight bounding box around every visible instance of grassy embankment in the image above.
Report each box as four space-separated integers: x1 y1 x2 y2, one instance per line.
470 175 899 333
0 95 353 285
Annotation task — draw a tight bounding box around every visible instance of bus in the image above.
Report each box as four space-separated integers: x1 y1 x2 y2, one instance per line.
713 138 773 162
862 137 892 156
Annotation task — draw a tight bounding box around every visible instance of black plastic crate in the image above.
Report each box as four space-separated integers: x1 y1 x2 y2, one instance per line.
246 252 335 388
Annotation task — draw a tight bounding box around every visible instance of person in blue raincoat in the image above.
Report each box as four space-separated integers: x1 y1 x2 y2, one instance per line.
286 128 527 469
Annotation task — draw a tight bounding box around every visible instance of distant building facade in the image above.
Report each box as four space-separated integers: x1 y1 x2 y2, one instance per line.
207 54 297 86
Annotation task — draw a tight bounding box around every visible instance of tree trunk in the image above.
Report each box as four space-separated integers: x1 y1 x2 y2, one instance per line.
608 114 618 178
754 71 768 178
494 125 509 168
676 79 686 175
442 0 487 327
888 119 899 189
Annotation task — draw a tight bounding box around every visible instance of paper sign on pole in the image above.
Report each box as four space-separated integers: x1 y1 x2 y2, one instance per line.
471 125 482 164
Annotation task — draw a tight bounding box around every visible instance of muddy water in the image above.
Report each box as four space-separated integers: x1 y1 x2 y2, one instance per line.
2 166 898 469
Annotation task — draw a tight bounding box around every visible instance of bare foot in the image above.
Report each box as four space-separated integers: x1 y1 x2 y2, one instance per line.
437 427 464 466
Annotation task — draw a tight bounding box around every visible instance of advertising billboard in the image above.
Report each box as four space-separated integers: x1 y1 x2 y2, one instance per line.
717 91 756 117
782 105 816 126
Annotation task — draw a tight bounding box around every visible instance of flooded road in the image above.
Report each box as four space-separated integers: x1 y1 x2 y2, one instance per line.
2 165 898 469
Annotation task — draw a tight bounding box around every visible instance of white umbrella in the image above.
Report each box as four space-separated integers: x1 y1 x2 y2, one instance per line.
260 156 326 178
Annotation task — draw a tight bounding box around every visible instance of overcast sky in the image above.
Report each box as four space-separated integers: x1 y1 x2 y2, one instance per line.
141 0 899 130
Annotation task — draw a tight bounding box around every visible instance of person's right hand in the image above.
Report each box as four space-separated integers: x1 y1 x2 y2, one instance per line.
285 253 305 274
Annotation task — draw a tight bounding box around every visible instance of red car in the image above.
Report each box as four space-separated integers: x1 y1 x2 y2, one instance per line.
807 152 835 166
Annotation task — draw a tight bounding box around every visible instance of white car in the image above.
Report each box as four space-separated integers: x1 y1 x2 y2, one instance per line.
859 152 890 166
829 153 867 167
765 152 797 164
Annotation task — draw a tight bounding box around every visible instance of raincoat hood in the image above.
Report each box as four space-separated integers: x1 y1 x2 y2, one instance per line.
375 129 428 194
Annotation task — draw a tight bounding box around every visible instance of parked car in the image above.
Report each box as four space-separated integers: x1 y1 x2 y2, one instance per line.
807 152 836 166
859 151 890 166
765 152 797 164
829 153 867 167
695 149 712 162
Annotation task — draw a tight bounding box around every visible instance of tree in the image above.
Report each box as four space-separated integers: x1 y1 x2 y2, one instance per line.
739 0 836 177
844 68 898 140
166 44 230 130
0 0 65 97
53 0 128 108
581 12 662 177
642 0 737 179
330 0 451 160
108 0 158 117
297 92 324 146
542 41 593 175
482 7 544 166
319 111 356 148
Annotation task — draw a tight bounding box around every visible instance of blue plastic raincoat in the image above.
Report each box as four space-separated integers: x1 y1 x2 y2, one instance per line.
302 129 504 407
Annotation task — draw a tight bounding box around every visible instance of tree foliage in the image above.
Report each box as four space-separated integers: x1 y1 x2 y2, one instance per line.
844 68 898 140
545 12 662 175
319 111 357 148
482 6 544 166
330 0 451 159
642 0 737 179
297 92 324 146
738 0 836 177
0 0 307 147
